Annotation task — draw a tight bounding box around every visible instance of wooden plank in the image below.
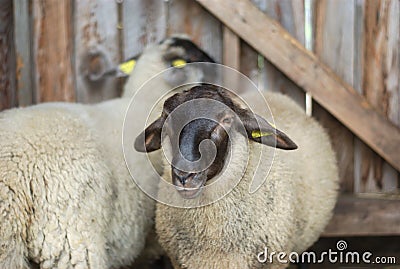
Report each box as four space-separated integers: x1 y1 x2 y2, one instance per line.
74 0 121 103
353 0 366 194
314 0 355 84
222 27 240 69
354 0 400 193
313 0 355 193
239 1 263 87
239 40 259 85
122 0 167 59
196 0 400 172
252 0 306 109
32 0 75 103
223 27 244 93
323 195 400 236
168 0 222 63
0 0 16 110
13 0 34 107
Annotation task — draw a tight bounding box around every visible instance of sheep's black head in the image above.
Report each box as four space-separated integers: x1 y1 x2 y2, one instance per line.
158 35 216 86
134 84 297 199
123 35 216 96
126 35 215 71
161 35 215 64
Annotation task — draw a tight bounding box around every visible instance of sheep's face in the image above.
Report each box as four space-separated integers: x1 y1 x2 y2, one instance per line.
134 84 297 199
159 36 216 86
123 35 215 98
161 36 215 64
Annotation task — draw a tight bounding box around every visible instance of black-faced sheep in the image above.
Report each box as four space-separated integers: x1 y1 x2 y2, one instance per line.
135 84 339 269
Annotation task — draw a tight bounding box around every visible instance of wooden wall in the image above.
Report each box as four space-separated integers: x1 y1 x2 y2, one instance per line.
0 0 16 110
313 0 399 194
0 0 399 197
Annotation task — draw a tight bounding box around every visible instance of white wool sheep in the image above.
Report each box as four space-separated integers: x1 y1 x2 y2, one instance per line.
122 34 215 99
0 36 215 269
135 85 339 269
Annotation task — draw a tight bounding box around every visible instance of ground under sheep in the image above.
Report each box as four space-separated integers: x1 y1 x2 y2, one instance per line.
0 36 214 269
135 84 339 269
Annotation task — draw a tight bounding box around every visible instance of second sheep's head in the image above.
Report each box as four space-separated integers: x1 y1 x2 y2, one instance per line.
134 84 297 199
122 35 215 98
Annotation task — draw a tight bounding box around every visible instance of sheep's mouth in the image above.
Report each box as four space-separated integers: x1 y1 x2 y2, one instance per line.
175 186 203 199
173 175 206 199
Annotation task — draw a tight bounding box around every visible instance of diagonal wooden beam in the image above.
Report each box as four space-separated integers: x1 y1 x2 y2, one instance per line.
197 0 400 172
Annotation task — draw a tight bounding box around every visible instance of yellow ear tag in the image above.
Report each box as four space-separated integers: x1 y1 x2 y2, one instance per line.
251 130 272 139
119 59 136 75
172 59 187 68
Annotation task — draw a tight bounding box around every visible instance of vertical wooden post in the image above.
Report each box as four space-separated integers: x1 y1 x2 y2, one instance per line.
223 27 240 69
251 0 306 109
74 0 121 103
313 0 356 192
123 0 167 59
13 0 34 107
222 26 242 92
0 0 16 110
354 0 399 193
32 0 75 103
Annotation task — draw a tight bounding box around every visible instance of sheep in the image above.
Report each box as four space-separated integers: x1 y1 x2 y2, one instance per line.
134 84 339 269
0 36 215 269
0 103 117 269
122 34 215 99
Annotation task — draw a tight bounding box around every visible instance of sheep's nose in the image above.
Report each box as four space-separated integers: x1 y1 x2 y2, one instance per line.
172 168 194 186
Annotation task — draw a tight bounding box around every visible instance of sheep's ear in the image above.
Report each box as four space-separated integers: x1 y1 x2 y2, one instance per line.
134 117 164 152
239 111 297 150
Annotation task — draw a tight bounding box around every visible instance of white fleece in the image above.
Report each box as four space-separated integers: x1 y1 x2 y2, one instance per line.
155 91 339 269
0 36 204 269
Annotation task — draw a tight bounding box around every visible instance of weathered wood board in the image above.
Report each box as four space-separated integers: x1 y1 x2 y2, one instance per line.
0 0 16 110
74 0 121 103
32 0 75 103
223 27 240 70
313 0 356 192
324 195 400 236
13 0 33 107
123 0 167 59
168 0 222 63
252 0 306 110
354 0 399 193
